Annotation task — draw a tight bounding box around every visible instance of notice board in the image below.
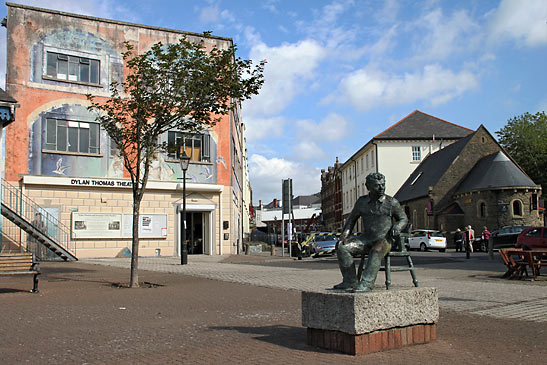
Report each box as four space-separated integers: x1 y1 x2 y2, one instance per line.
72 212 167 239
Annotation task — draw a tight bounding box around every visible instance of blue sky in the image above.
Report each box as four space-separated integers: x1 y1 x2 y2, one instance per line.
1 0 546 204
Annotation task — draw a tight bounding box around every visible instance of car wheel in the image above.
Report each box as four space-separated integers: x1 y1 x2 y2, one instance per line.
480 242 486 252
420 243 427 252
439 249 445 252
405 244 410 251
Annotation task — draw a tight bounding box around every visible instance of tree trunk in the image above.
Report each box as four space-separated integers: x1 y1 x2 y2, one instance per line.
129 199 141 288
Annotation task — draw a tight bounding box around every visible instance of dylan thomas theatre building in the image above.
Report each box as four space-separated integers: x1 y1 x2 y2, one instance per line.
1 3 251 258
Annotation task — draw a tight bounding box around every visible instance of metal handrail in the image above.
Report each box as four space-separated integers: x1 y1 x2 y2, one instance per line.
1 178 76 256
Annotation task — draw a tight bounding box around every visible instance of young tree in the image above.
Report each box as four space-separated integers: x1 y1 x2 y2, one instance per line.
88 37 265 287
496 111 547 197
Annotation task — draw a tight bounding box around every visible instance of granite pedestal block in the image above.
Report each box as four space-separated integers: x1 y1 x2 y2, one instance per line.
302 287 438 355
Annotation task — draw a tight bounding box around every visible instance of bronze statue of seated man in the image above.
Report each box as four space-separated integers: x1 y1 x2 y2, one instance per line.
333 172 408 293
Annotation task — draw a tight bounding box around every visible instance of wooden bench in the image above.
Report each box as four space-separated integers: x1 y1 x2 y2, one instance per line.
0 253 40 293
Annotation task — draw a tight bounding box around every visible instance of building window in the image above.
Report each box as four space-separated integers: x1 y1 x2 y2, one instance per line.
371 150 375 168
412 146 421 161
167 131 210 162
44 118 100 154
512 199 523 217
479 201 487 218
46 52 100 84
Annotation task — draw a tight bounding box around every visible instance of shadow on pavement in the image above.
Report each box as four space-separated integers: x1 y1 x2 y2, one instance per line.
209 325 322 353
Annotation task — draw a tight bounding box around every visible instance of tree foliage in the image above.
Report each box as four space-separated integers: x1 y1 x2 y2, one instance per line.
87 36 265 287
496 111 547 196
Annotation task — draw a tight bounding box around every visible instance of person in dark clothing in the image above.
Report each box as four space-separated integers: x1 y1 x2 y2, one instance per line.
454 228 464 252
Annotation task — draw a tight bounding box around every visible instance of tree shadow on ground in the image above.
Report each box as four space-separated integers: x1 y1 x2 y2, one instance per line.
208 325 327 353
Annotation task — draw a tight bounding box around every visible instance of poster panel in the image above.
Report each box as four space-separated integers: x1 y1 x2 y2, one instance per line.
72 213 123 238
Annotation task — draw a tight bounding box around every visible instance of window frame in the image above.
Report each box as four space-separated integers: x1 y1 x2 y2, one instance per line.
412 146 421 161
166 131 211 163
511 199 524 217
44 51 101 86
43 117 101 156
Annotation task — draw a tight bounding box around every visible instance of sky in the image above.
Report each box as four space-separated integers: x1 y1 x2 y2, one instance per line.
1 0 546 204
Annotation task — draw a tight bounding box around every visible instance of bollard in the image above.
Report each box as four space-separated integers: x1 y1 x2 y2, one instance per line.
245 243 250 255
271 244 275 256
155 248 161 257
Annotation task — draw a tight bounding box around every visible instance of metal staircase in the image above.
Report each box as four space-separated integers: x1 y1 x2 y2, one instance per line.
1 179 77 261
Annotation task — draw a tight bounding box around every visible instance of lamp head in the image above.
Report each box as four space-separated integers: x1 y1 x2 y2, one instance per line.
179 148 191 171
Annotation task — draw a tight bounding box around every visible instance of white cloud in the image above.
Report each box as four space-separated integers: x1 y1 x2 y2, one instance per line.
332 64 479 111
376 0 400 24
243 39 327 118
488 0 547 46
249 154 321 203
295 113 348 142
292 141 325 161
410 8 482 60
198 4 235 24
244 116 286 141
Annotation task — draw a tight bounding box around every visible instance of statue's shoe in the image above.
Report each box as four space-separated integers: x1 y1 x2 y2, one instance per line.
350 282 374 293
332 281 356 290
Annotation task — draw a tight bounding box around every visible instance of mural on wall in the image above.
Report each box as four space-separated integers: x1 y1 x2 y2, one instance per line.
25 28 221 185
216 156 227 169
28 103 121 179
32 28 123 91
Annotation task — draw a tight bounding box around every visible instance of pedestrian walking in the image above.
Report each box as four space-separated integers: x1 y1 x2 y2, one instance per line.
481 226 491 252
465 225 475 259
454 228 464 252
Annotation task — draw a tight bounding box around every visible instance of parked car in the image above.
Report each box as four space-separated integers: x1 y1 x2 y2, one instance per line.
406 230 446 252
491 225 530 249
309 233 339 255
516 227 547 250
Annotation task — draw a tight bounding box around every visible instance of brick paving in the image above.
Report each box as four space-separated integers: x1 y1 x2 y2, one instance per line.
1 251 546 363
85 251 547 323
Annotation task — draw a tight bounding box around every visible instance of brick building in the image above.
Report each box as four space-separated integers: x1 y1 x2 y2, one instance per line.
320 157 343 232
2 3 251 258
395 126 543 233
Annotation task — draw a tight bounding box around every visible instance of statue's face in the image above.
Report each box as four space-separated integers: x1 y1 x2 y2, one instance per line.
367 179 385 196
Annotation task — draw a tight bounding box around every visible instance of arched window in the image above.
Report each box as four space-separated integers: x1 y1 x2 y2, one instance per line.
512 199 523 217
478 201 487 218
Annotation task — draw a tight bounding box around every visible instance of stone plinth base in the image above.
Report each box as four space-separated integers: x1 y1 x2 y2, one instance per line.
307 324 437 355
302 288 438 355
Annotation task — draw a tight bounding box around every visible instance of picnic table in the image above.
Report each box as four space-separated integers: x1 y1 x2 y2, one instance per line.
499 248 547 280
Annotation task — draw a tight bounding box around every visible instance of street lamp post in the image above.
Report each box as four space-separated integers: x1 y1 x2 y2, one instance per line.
180 149 191 265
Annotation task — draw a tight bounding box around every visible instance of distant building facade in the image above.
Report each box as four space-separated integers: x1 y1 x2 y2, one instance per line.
2 3 251 258
339 110 473 230
395 126 543 232
320 157 343 232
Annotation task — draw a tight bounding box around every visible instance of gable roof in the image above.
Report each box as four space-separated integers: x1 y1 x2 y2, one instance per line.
394 131 475 202
375 110 473 140
455 151 537 193
0 88 17 104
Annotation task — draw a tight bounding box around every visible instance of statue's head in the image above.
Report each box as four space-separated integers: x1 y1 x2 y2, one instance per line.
365 172 385 196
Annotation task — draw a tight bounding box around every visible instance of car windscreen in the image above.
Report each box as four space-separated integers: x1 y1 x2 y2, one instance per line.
430 232 444 237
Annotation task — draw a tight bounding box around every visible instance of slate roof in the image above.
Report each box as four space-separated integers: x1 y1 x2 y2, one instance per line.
0 88 17 103
455 151 537 193
394 132 475 202
375 110 473 140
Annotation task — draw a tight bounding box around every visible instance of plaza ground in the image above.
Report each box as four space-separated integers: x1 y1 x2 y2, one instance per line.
1 251 546 364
